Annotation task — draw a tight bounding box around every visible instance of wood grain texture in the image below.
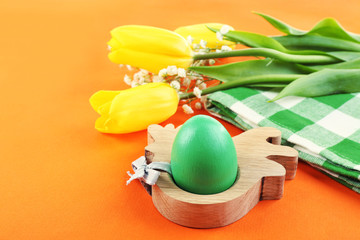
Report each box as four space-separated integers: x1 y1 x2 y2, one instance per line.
145 124 298 228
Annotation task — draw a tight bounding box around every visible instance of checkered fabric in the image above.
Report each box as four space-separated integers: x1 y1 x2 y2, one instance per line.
206 87 360 193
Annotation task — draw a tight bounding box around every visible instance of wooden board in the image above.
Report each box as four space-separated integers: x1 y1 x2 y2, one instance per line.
145 124 298 228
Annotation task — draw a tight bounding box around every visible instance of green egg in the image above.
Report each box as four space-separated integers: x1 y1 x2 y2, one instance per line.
170 115 238 195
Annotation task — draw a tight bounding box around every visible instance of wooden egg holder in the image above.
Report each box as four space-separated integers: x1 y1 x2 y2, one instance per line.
144 124 298 228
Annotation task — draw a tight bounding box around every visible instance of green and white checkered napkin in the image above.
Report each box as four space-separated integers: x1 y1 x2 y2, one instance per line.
206 87 360 193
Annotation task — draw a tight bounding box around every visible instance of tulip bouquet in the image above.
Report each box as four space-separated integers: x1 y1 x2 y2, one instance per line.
90 23 236 133
90 12 360 134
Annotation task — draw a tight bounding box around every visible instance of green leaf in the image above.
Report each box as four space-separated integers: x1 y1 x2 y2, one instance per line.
327 52 360 61
256 12 360 43
208 26 342 60
189 59 306 82
254 12 306 35
298 58 360 72
271 69 360 101
307 18 360 43
222 30 287 52
245 83 287 88
273 35 360 52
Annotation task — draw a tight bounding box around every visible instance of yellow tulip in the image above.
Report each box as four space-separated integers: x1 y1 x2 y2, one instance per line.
89 83 179 134
174 23 235 49
107 25 193 74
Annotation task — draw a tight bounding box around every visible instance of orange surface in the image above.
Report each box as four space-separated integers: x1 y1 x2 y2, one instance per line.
1 0 360 239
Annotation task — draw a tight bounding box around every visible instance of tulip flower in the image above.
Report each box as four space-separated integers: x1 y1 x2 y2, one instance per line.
107 25 193 74
174 23 235 50
89 83 179 134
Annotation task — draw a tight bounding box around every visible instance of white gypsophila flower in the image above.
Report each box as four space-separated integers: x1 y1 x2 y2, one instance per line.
183 77 191 87
123 74 132 86
187 35 194 45
152 75 163 83
107 45 112 51
196 79 207 89
220 25 232 35
209 59 216 65
182 104 194 114
200 95 207 103
140 69 149 75
131 82 139 88
221 45 232 51
200 39 207 48
195 102 202 110
216 31 223 41
215 49 222 53
196 49 207 55
158 68 167 78
198 82 207 90
170 80 181 90
119 64 124 68
192 43 201 50
177 68 187 78
193 87 202 98
167 66 178 76
138 76 145 85
139 69 150 83
126 65 133 71
133 72 143 83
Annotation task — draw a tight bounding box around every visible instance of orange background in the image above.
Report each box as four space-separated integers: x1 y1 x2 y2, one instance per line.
1 0 360 239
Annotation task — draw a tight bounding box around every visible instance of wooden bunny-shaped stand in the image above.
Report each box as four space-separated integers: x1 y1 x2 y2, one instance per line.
144 124 298 228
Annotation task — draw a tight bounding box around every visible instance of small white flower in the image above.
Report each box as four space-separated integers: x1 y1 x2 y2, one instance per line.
170 80 181 90
209 59 216 65
200 39 207 48
158 68 167 78
119 64 124 68
107 45 112 51
216 31 223 41
193 87 202 99
183 77 191 87
133 72 141 82
182 104 194 114
196 49 207 55
192 43 201 50
131 82 139 88
215 49 222 53
195 102 202 110
152 75 163 83
123 74 132 85
221 45 232 51
138 76 145 85
220 25 232 35
126 65 133 71
177 68 187 78
140 69 149 75
200 96 207 103
187 35 194 45
167 66 178 76
198 82 207 90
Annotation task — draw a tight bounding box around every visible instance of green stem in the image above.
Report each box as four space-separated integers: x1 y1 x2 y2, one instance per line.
193 48 340 64
179 74 304 99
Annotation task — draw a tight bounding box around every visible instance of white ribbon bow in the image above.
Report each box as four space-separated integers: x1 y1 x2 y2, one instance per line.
126 156 172 186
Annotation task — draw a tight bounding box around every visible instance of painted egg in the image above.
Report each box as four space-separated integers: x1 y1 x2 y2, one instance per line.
170 115 238 195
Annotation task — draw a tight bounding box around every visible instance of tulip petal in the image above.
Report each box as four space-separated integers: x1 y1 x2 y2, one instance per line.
107 38 122 52
108 48 192 73
110 25 192 58
95 115 120 133
91 83 179 134
89 90 121 114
